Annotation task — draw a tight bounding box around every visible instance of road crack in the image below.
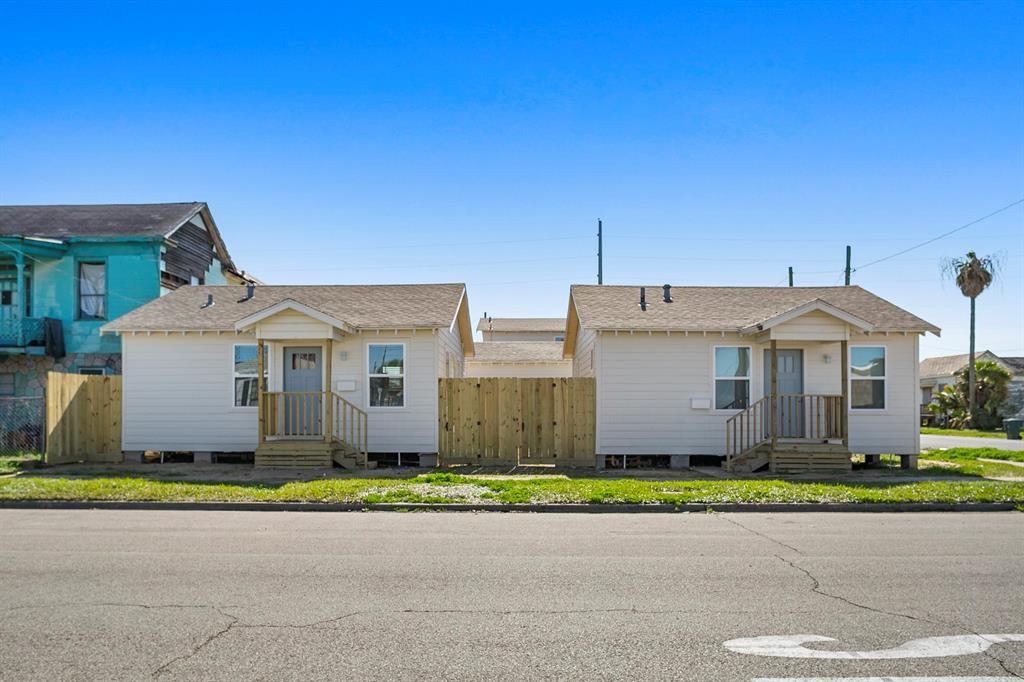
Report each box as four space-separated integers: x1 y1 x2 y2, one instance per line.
718 515 804 555
151 607 240 678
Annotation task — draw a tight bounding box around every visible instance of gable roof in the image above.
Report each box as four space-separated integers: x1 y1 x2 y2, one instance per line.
476 317 566 333
919 350 1012 379
466 342 567 364
0 202 239 272
568 285 939 334
103 284 469 336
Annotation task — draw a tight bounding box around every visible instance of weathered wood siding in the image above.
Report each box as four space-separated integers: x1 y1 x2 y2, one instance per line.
438 377 595 465
162 219 216 287
45 372 122 463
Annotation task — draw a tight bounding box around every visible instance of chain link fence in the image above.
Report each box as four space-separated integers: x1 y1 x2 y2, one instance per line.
0 397 45 455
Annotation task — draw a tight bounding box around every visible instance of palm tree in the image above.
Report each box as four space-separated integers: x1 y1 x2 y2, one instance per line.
943 251 996 422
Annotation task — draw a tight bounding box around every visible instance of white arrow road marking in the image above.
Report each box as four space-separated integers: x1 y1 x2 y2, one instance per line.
752 677 1019 681
724 634 1024 659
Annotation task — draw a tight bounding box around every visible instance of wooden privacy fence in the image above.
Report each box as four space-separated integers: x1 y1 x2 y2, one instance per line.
45 372 122 464
438 377 595 466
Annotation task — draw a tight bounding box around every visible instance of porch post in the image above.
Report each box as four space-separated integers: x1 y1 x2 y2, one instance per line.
324 337 333 443
769 339 778 448
14 252 24 347
257 338 265 445
840 338 849 446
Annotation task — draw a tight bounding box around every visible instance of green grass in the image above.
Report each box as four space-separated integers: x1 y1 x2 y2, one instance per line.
1 472 1022 505
920 446 1024 474
921 427 1007 439
0 452 43 475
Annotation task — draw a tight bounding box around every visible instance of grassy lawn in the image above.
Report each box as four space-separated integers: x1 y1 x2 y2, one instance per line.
1 469 1022 505
921 427 1006 439
919 447 1024 480
0 452 43 475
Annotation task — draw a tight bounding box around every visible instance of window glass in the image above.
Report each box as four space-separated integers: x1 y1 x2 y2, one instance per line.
368 344 404 407
78 262 107 319
234 345 267 407
850 346 885 409
714 347 751 409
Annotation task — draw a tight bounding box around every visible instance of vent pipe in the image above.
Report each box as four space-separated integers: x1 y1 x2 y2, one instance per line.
639 287 647 311
200 294 214 309
662 284 672 303
237 284 255 303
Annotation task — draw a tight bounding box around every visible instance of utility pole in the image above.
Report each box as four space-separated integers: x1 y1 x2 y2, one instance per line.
788 266 794 287
597 219 603 285
844 245 852 286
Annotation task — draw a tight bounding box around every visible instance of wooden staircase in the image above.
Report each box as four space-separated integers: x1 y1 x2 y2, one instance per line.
256 390 369 469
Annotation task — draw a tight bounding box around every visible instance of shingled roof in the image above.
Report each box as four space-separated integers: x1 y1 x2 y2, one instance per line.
103 284 468 332
476 317 566 332
568 285 939 334
466 342 567 363
919 350 1015 379
0 203 205 239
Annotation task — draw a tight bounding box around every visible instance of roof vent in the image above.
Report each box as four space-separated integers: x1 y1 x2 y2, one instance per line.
237 284 255 303
639 287 647 312
200 294 214 309
663 284 672 303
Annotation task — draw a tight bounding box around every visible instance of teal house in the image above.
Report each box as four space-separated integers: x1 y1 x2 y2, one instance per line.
0 203 252 398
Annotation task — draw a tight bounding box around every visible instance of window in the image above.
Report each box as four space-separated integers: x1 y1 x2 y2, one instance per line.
233 344 267 407
368 343 404 407
850 346 885 409
78 367 107 376
78 261 107 320
291 352 317 370
714 346 750 410
0 291 10 306
0 373 13 396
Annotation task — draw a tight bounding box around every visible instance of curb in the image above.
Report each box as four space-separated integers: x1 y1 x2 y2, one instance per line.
0 500 1019 513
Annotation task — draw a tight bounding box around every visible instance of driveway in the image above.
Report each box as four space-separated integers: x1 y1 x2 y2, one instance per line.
1 510 1022 681
922 433 1024 451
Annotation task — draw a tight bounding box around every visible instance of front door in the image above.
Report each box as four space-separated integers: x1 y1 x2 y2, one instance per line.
764 349 804 438
283 346 323 436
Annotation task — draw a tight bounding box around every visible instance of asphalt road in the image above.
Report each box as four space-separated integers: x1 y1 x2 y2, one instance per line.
922 434 1024 451
1 510 1023 681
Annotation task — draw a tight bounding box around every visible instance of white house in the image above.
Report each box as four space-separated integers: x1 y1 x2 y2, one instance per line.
562 284 940 472
102 283 474 467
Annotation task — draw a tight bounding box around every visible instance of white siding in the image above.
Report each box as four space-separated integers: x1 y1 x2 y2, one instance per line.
483 330 564 342
572 328 597 378
770 310 848 341
122 333 259 452
464 361 572 378
437 327 465 379
257 310 333 340
592 328 921 456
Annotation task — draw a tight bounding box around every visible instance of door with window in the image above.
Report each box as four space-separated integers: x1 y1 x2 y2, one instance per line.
282 347 323 436
764 349 804 438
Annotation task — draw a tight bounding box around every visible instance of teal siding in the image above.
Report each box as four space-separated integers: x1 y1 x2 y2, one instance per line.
31 241 162 354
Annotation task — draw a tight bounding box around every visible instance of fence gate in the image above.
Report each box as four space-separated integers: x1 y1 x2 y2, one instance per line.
45 372 122 464
438 377 595 466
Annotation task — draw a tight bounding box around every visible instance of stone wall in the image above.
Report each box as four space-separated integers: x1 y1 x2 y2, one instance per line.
0 353 122 397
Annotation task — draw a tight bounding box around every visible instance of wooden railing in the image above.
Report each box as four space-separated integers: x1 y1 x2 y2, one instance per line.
262 391 326 439
330 392 368 456
260 391 368 456
726 393 846 461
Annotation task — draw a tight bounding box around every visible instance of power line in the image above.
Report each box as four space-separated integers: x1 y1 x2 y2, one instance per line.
853 198 1024 272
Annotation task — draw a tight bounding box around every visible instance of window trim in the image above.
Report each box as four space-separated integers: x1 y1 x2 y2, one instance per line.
75 258 108 321
366 342 406 410
232 343 266 410
849 343 887 412
712 344 752 412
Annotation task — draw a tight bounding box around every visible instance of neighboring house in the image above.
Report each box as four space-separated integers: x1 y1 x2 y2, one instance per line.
477 317 566 342
102 283 474 467
919 351 1024 417
0 203 251 397
562 284 939 472
465 341 572 378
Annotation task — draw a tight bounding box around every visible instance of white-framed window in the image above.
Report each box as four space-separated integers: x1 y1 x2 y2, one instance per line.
850 345 886 410
714 346 751 410
78 367 107 376
368 343 405 408
77 261 107 320
233 344 267 408
0 373 14 396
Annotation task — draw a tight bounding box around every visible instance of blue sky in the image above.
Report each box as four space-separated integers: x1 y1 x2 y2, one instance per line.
1 1 1021 355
